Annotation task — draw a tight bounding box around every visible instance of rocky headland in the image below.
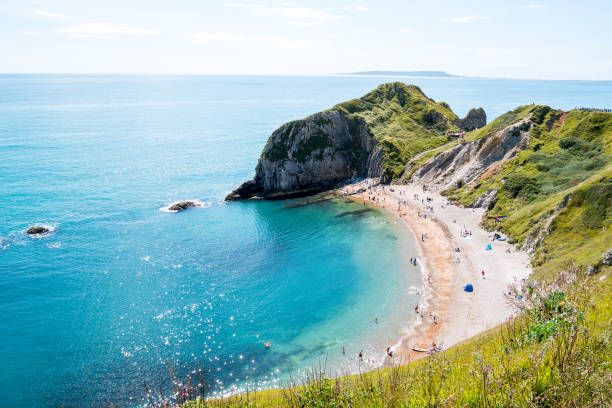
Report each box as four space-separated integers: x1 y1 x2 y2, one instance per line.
226 82 486 200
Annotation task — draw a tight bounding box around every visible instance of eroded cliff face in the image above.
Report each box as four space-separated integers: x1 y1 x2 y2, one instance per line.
225 110 380 200
226 82 485 201
411 116 532 191
456 108 487 131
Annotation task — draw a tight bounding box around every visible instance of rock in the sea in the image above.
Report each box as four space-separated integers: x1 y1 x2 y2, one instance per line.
169 201 199 211
456 108 487 131
27 226 49 235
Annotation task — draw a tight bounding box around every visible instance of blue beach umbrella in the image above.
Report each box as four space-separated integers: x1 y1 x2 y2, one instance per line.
464 284 474 292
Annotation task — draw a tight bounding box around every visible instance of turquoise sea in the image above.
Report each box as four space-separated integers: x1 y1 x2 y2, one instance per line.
0 75 610 407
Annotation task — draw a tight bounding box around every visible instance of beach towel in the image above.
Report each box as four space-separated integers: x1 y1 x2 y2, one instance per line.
464 284 474 292
486 244 492 250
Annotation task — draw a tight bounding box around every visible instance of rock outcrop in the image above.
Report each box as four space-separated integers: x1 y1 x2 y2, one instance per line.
226 82 462 200
471 189 498 210
456 108 487 131
411 116 532 190
226 110 379 200
169 201 199 211
27 226 49 235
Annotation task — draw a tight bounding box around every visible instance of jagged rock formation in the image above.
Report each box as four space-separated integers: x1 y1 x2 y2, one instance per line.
27 226 49 235
411 116 532 190
168 201 199 211
226 110 379 200
227 82 463 200
456 108 487 131
471 189 498 210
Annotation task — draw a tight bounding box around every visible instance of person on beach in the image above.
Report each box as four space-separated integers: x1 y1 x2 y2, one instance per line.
482 270 485 279
415 304 419 313
359 350 363 360
374 317 378 324
342 346 345 354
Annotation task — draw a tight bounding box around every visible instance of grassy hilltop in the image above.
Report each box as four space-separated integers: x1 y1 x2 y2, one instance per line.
333 82 461 180
156 87 612 408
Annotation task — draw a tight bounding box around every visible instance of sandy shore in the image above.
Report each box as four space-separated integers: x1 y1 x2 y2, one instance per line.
339 179 531 362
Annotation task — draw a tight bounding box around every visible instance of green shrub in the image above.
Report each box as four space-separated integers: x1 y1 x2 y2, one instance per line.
504 173 540 200
559 136 581 149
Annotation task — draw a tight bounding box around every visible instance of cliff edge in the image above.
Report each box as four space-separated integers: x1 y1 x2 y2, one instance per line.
227 82 486 200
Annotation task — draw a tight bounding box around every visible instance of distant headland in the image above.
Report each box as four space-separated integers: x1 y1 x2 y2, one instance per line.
337 71 462 78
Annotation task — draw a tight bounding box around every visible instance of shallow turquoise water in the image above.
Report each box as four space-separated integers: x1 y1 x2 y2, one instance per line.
0 75 610 407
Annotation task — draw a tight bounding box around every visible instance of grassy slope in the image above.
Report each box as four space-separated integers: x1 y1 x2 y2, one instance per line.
333 82 460 181
445 107 612 279
178 108 612 408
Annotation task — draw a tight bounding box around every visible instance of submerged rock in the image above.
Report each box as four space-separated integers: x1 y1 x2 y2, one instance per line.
27 226 49 235
168 201 199 211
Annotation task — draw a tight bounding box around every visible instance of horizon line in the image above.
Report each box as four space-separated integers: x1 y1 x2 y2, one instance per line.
0 72 610 82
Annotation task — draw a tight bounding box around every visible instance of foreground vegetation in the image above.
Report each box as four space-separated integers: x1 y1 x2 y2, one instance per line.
146 106 611 407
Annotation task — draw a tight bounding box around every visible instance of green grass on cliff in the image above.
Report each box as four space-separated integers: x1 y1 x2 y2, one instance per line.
444 108 612 279
333 82 461 181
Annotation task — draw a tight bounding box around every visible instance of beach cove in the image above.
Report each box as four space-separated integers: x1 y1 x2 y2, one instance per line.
340 179 532 362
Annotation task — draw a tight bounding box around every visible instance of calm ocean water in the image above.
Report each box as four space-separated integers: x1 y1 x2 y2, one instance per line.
0 75 610 407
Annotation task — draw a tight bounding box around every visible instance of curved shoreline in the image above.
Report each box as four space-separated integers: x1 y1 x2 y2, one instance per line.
339 179 531 363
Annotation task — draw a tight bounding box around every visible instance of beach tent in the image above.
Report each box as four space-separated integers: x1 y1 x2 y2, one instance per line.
464 284 474 292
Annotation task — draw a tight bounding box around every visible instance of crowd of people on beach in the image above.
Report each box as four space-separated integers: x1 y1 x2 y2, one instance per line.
344 180 527 364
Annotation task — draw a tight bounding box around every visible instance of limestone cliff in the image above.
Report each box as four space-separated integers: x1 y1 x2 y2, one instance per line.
411 116 532 190
227 82 467 200
226 110 379 200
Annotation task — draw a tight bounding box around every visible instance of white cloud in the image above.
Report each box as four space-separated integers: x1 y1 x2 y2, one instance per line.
187 32 327 51
442 16 488 23
33 9 73 19
461 47 521 55
55 23 163 37
21 30 46 36
224 3 344 22
287 20 324 26
526 4 547 9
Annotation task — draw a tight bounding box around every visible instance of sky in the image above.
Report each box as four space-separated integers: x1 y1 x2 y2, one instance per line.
2 0 612 80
